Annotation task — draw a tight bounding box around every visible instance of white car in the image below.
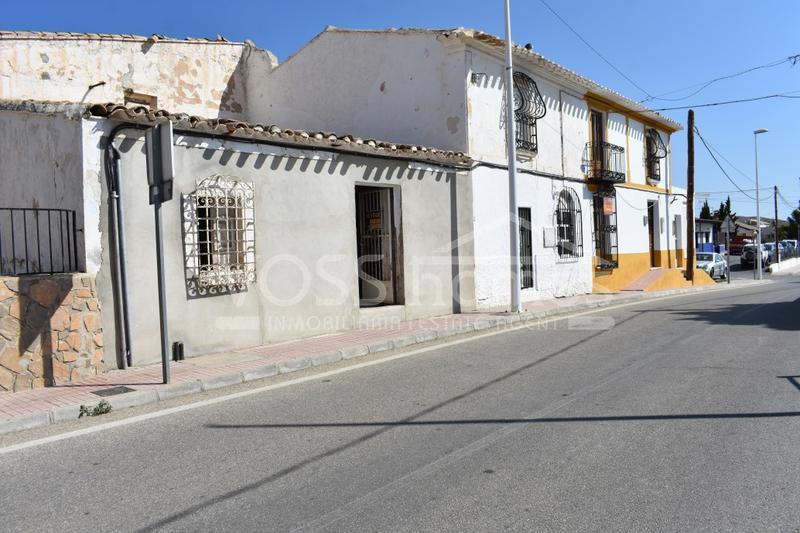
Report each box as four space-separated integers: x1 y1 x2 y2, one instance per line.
696 252 728 280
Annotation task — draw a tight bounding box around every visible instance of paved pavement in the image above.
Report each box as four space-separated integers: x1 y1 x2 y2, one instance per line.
1 277 799 531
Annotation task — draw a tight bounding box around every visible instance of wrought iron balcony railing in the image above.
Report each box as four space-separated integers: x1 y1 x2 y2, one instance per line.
585 142 626 183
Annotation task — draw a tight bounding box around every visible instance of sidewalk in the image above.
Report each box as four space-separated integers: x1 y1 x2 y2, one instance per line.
0 281 753 434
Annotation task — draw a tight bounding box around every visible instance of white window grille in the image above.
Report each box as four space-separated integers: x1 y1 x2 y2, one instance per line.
182 175 255 295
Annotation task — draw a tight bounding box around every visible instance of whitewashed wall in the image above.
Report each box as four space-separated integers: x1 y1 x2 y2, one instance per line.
254 30 469 152
468 166 592 309
465 47 589 179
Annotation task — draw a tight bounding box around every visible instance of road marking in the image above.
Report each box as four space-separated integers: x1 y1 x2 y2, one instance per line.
0 282 756 456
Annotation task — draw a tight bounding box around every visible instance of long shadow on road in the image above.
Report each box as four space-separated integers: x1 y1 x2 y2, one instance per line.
138 313 644 531
205 410 800 430
137 284 797 530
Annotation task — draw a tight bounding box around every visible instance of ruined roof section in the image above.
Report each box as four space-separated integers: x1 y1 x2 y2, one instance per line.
88 103 472 167
0 30 257 47
324 26 682 132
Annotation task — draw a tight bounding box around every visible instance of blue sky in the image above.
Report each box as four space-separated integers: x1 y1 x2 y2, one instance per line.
5 0 800 218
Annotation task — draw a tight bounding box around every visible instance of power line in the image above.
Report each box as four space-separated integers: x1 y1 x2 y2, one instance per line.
649 91 800 112
701 137 756 184
697 188 771 194
641 55 800 103
537 0 653 99
693 126 756 200
777 189 797 210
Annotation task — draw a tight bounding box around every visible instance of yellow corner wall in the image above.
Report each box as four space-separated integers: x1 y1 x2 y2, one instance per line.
645 268 714 291
593 251 652 292
592 248 696 293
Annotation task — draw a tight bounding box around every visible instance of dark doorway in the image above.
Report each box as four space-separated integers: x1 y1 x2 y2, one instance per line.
518 207 533 289
647 200 657 267
355 186 403 307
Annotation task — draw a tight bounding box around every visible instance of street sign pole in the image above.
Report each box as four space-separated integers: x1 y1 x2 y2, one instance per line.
146 121 175 384
726 231 730 284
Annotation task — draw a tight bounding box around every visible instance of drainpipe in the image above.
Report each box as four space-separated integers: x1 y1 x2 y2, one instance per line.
104 124 146 368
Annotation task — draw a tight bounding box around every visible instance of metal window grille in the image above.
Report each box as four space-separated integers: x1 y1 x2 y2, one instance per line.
182 175 255 292
518 207 534 289
0 208 78 276
593 188 619 270
555 188 583 258
645 128 667 183
585 141 626 183
512 72 547 153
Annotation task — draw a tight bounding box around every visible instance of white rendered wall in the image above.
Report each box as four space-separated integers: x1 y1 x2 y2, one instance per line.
254 30 469 152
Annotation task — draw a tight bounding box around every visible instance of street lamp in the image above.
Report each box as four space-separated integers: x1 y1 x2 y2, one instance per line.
753 128 768 280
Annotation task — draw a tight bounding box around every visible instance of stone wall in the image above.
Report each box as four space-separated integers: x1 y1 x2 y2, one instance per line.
0 274 104 391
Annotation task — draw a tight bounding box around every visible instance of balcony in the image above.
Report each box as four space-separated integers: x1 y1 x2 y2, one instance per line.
585 142 626 183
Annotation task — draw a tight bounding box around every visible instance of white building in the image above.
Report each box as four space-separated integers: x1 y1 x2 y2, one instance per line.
258 27 702 300
0 28 713 388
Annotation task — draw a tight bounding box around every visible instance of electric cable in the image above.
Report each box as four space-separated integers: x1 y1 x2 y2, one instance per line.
641 55 800 103
694 126 756 200
537 0 652 99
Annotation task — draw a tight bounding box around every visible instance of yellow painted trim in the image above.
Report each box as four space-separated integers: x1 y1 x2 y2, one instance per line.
625 116 631 182
616 181 670 194
666 135 673 191
585 92 681 133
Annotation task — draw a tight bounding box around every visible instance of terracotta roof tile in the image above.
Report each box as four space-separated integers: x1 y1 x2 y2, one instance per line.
88 103 472 167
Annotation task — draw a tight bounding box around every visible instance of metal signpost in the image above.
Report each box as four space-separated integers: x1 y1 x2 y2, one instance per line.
145 121 175 384
722 216 735 285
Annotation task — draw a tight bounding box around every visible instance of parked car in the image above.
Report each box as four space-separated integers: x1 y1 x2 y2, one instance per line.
729 235 752 255
696 252 728 280
763 243 780 262
781 239 798 258
740 244 770 269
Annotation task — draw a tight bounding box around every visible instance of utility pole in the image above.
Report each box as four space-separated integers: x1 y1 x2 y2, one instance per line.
686 110 695 282
503 0 522 313
774 185 780 262
753 128 767 280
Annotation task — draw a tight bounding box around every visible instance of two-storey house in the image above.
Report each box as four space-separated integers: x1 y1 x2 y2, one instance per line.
257 27 701 306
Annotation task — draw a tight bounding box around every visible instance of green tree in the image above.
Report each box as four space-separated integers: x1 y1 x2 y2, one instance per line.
783 208 800 240
699 199 712 219
715 195 734 221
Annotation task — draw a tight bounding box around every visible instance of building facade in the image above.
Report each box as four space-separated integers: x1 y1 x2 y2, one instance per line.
257 27 700 302
0 28 711 388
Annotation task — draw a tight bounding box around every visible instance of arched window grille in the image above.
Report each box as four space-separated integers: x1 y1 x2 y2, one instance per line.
512 72 547 153
645 128 667 183
182 175 256 297
555 188 583 258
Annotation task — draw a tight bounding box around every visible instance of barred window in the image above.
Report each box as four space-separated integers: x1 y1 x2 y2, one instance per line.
555 188 583 258
512 72 547 153
183 175 255 295
645 128 667 183
593 188 619 270
518 207 534 289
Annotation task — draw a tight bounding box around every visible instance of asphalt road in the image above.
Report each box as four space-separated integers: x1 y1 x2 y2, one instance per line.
1 276 799 532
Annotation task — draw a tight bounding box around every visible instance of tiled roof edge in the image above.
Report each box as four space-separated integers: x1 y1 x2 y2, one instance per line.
87 103 472 167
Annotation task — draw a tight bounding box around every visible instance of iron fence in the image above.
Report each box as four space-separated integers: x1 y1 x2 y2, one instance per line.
0 208 78 276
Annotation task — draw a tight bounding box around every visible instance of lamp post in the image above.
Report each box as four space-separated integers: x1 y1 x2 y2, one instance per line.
753 128 768 280
503 0 522 312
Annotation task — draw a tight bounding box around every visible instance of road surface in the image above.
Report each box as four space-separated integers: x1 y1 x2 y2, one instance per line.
1 275 799 532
